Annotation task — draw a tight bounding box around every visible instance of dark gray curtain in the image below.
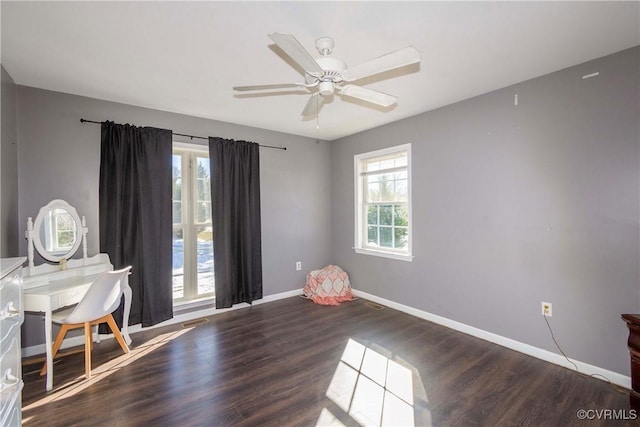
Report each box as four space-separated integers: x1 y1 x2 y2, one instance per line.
99 121 173 327
209 137 263 308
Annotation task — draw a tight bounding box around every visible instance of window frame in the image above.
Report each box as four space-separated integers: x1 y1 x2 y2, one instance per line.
173 142 214 304
354 143 413 262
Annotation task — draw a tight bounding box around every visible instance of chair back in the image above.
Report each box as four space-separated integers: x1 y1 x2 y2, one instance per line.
63 266 132 324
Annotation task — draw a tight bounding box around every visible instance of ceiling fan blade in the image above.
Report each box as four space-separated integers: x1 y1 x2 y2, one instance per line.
342 46 421 82
338 84 397 107
268 32 324 75
301 93 326 116
233 83 307 92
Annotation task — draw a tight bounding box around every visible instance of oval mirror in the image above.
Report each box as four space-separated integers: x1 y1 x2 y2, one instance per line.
33 199 83 262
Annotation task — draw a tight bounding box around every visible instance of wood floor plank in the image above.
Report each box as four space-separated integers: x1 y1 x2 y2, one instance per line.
22 297 634 426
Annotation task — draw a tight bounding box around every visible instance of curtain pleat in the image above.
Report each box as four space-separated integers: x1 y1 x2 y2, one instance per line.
99 121 173 327
209 137 263 308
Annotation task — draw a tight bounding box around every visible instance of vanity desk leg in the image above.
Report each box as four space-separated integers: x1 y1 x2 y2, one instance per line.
122 279 133 345
44 309 54 391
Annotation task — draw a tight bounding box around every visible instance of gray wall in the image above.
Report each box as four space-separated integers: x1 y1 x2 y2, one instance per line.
1 66 19 258
16 86 332 346
330 46 640 376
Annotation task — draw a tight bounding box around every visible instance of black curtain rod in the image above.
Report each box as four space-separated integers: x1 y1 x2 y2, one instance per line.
80 118 286 150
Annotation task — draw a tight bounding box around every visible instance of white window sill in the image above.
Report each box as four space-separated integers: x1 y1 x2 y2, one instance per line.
354 248 413 262
173 296 215 313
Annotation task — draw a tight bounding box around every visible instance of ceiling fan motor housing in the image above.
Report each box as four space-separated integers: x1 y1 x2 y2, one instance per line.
314 57 346 96
318 81 334 96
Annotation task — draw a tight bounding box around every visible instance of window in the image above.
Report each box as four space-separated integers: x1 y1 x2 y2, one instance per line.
354 144 412 261
172 146 214 303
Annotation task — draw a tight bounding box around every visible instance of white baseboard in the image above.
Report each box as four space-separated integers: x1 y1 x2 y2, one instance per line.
352 288 631 389
21 288 303 359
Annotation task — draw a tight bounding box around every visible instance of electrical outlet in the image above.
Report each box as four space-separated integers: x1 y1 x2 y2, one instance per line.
296 261 302 271
542 302 552 317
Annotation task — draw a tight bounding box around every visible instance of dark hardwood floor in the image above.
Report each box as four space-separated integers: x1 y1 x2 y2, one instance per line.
22 297 634 426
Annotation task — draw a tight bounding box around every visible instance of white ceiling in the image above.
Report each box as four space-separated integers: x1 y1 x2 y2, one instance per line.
2 1 639 141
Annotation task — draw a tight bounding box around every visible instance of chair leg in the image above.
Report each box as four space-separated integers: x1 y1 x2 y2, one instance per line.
84 322 92 379
40 324 70 376
39 317 128 379
105 314 130 354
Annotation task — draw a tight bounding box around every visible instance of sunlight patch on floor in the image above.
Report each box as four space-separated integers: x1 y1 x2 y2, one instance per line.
350 373 385 425
319 338 428 427
24 327 193 410
316 408 346 427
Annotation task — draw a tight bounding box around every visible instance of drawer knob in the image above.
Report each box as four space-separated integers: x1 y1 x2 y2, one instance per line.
0 302 20 320
0 369 19 390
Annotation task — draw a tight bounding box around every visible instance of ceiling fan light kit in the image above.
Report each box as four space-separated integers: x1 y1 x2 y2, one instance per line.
233 33 421 117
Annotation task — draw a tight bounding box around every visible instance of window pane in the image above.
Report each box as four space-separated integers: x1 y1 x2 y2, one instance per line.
173 227 184 299
196 226 214 296
379 175 394 201
395 180 407 201
379 227 393 248
367 181 380 202
365 160 381 173
367 205 378 225
173 154 182 171
394 156 407 167
363 152 407 173
393 171 407 180
394 227 408 249
379 158 395 170
195 202 211 224
379 205 393 226
197 180 208 200
173 154 182 225
367 226 378 245
195 157 211 224
394 205 408 226
173 201 182 224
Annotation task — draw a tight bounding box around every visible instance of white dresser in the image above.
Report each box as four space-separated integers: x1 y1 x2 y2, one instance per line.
0 257 26 427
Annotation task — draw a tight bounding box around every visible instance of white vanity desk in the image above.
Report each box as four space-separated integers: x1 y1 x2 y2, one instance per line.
22 200 131 391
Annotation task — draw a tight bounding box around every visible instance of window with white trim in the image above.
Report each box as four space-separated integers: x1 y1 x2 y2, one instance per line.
172 145 214 303
354 144 412 261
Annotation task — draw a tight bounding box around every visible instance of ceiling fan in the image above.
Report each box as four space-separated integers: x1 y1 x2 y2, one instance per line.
233 33 421 116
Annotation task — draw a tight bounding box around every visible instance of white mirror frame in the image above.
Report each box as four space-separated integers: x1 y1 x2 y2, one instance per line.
26 199 88 267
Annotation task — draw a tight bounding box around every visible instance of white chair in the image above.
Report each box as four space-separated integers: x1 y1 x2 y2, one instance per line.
40 266 132 380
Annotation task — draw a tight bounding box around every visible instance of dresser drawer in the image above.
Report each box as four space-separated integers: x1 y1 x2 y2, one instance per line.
0 335 21 421
0 271 23 344
0 383 22 427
